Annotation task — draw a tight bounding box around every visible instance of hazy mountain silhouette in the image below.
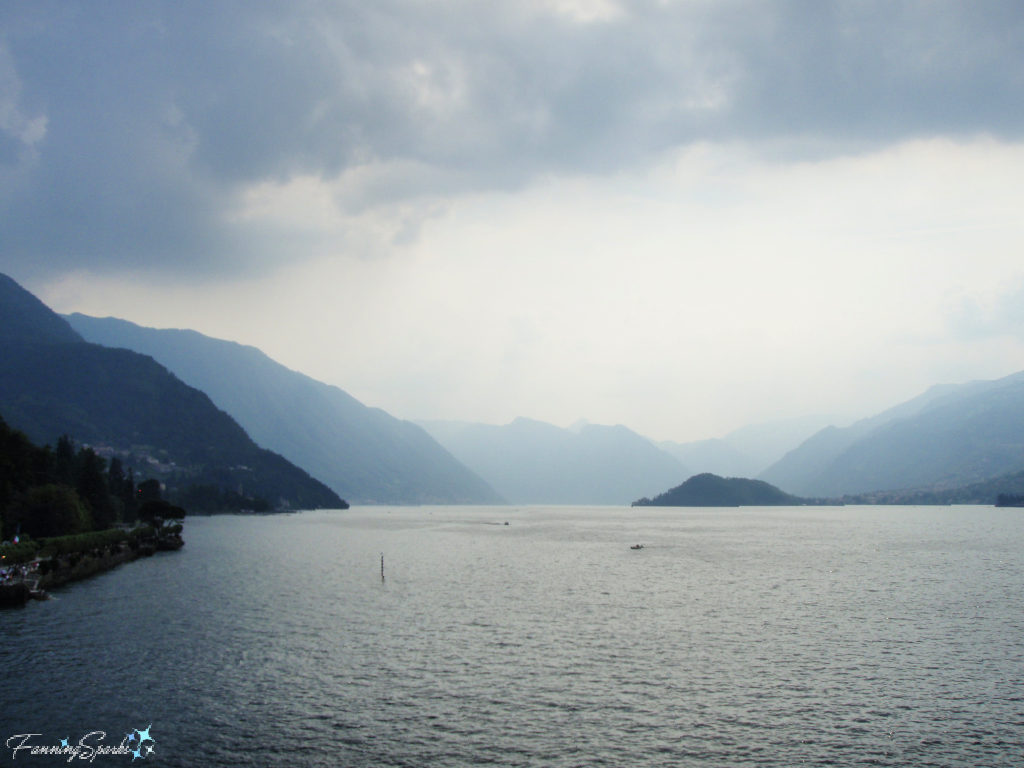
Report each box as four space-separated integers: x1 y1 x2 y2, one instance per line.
761 371 1024 496
66 314 502 505
652 414 841 479
718 415 845 473
416 417 690 505
655 438 759 478
842 466 1024 506
0 274 343 510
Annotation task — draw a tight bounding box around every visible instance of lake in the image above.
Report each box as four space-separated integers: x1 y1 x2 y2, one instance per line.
1 505 1021 766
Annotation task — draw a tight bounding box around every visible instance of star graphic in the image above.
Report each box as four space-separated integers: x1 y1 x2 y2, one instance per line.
60 738 69 747
143 744 155 757
126 732 137 745
131 747 142 762
136 725 153 743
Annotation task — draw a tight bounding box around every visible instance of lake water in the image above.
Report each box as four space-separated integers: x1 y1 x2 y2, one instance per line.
1 505 1022 766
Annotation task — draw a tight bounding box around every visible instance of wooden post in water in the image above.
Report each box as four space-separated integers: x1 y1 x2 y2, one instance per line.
381 552 385 581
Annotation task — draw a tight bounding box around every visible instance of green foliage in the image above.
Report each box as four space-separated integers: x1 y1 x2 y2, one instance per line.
37 528 128 557
54 435 75 487
138 499 186 524
0 541 40 565
76 447 117 529
15 484 92 538
0 523 169 564
122 466 139 523
0 415 56 526
1 417 132 537
107 456 124 489
107 457 136 521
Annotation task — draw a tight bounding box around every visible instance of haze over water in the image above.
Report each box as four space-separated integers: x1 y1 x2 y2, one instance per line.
2 506 1021 766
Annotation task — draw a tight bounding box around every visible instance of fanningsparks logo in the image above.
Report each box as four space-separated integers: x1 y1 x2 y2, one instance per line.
6 726 156 762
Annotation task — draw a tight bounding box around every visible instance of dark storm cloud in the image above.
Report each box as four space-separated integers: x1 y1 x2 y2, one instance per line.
1 0 1023 278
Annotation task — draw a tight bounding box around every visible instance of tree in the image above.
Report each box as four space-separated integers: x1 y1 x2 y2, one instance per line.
16 484 92 539
138 499 186 526
122 467 138 523
137 478 162 505
106 457 132 524
0 415 55 535
54 434 75 487
76 447 117 530
107 456 125 495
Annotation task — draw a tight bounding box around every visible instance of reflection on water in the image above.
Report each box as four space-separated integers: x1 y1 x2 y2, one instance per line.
2 506 1022 766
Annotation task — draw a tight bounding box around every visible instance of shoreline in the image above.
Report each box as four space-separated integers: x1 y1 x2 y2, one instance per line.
0 536 183 608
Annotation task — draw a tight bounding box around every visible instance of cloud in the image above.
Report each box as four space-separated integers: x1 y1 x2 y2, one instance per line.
2 0 1024 279
947 281 1024 342
45 138 1024 440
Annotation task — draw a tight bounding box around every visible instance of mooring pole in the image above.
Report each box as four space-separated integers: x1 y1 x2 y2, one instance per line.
381 552 385 581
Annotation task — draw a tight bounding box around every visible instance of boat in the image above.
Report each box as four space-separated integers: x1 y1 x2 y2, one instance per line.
630 544 643 550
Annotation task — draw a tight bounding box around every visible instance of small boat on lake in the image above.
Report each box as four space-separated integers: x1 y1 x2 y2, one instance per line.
630 544 643 550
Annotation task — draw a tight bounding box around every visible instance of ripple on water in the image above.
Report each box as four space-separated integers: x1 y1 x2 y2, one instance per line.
1 506 1022 767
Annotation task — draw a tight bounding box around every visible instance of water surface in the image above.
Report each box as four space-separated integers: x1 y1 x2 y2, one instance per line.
2 505 1021 766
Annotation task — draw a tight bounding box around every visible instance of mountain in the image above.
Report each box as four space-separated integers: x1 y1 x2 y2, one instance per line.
0 274 84 346
718 415 845 474
652 414 842 480
655 438 760 478
633 473 804 507
0 274 344 510
415 417 690 505
759 384 983 494
842 467 1024 506
65 314 502 505
761 371 1024 496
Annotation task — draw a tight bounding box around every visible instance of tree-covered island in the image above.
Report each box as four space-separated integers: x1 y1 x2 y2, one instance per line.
633 472 813 507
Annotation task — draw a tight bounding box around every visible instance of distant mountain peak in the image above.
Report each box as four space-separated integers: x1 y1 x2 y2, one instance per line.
418 416 690 505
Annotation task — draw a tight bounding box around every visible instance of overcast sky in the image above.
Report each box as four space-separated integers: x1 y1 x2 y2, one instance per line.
3 1 1024 441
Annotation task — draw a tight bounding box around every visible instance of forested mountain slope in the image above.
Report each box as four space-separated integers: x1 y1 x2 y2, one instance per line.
67 314 502 505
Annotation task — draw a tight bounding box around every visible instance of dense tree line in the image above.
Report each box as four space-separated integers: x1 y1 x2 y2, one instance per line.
0 414 178 540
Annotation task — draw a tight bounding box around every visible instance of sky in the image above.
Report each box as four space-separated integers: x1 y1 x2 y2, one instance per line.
3 0 1024 442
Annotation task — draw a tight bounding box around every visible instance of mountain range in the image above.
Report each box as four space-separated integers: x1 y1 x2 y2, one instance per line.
7 271 1024 508
0 274 343 511
65 314 502 505
759 371 1024 497
416 417 690 505
654 414 842 478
